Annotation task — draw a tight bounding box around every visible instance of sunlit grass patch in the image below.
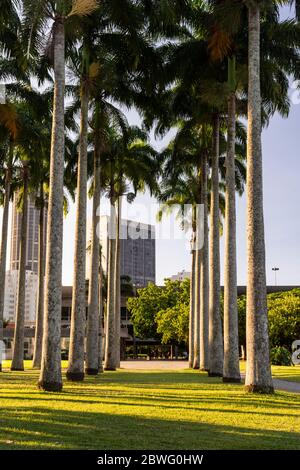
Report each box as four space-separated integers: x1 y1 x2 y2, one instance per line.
0 363 299 450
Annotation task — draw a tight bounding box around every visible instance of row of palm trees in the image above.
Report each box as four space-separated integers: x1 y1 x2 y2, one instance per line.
0 0 299 393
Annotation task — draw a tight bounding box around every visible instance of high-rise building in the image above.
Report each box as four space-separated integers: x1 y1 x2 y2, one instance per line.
3 194 47 326
10 193 47 274
4 270 38 326
87 216 156 288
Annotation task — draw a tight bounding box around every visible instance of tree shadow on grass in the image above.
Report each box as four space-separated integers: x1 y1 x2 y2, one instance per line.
1 369 300 451
0 406 299 451
2 390 300 420
1 370 300 410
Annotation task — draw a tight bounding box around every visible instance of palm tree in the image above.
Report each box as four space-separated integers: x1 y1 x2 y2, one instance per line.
245 2 273 393
32 181 46 369
199 149 210 372
84 89 139 372
208 114 223 377
23 0 99 391
189 207 197 369
0 1 24 372
114 196 122 368
0 128 16 372
101 124 158 370
158 173 200 369
223 57 241 383
66 51 91 382
9 84 53 371
85 122 102 376
104 198 117 371
11 162 29 371
85 103 121 374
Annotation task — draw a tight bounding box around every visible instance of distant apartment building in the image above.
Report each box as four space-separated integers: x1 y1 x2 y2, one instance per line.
87 216 156 288
3 270 38 326
170 270 191 282
3 193 47 326
10 193 47 274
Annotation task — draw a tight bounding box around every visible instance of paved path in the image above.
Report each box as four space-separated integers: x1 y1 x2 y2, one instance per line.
272 378 300 394
121 360 188 370
121 361 300 394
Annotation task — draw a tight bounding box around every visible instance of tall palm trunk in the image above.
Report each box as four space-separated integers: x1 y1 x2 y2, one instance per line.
32 184 45 369
200 154 209 371
223 91 241 383
114 196 122 368
67 85 89 382
104 200 117 370
98 257 104 373
39 19 65 392
188 240 196 369
208 115 223 377
245 5 273 394
11 168 28 371
86 144 101 375
193 179 202 370
0 152 12 372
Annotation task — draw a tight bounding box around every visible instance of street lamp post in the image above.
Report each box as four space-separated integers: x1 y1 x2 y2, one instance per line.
272 267 279 286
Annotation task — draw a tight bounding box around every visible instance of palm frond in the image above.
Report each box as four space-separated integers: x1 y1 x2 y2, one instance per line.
68 0 99 18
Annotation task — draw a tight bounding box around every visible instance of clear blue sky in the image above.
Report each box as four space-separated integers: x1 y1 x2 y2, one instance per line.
1 5 299 287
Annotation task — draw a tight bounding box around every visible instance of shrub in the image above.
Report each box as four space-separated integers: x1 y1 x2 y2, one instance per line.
270 346 292 366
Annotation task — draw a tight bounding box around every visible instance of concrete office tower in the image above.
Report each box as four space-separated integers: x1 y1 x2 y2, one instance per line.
87 216 156 288
10 193 47 274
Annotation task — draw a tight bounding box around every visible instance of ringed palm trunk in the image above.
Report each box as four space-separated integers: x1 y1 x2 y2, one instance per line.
245 5 273 394
200 154 209 372
208 115 223 377
104 200 117 370
67 85 89 382
223 92 241 383
32 184 45 369
39 19 65 392
188 240 196 369
193 186 202 369
114 196 122 369
0 157 12 372
85 144 101 375
11 169 29 371
98 258 104 373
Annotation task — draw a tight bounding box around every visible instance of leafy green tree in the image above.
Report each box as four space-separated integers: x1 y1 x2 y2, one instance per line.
156 303 189 345
128 279 190 343
268 290 300 349
127 283 163 340
238 289 300 356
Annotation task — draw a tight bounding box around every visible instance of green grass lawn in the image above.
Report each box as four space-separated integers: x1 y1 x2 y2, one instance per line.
240 361 300 382
0 362 300 450
271 366 300 383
